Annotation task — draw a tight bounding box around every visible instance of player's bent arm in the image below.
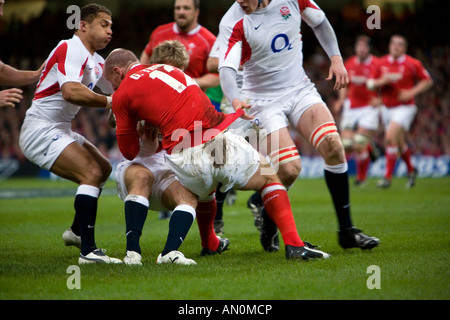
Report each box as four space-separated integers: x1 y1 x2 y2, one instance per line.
0 61 43 86
366 74 392 90
311 18 341 60
61 82 109 108
195 73 220 90
219 67 240 103
117 132 140 161
411 78 433 96
310 18 348 90
398 78 434 102
207 57 219 73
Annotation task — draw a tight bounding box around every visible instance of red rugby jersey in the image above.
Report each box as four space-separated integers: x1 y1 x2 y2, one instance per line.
345 55 379 108
113 64 242 159
373 54 431 107
143 22 216 79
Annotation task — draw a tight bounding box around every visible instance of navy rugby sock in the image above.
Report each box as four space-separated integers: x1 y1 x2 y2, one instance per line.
124 195 149 254
74 185 100 256
161 205 196 256
215 183 228 221
249 192 263 207
324 168 353 231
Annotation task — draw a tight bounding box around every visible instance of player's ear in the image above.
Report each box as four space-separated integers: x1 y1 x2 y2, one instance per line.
79 20 88 32
113 66 122 77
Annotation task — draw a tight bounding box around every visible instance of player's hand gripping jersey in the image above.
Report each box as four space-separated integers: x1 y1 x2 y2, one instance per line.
218 0 327 100
113 64 243 159
26 35 113 123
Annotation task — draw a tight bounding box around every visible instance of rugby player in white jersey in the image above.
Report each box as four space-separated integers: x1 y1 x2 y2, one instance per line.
218 0 380 250
19 4 121 264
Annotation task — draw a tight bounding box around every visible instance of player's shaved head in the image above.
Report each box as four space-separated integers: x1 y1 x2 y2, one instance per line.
104 48 139 75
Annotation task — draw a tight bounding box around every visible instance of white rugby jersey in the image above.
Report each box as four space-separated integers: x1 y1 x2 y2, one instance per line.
25 35 113 123
218 0 326 100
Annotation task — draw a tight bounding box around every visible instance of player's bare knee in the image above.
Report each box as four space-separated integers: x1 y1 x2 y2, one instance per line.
278 161 301 187
180 192 197 208
319 136 346 164
83 164 106 185
133 169 154 188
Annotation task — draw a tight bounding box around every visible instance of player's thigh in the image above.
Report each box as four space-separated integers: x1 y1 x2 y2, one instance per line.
161 180 198 210
296 102 335 138
297 102 345 163
82 139 112 180
384 121 405 145
50 142 105 185
124 164 154 198
239 153 280 192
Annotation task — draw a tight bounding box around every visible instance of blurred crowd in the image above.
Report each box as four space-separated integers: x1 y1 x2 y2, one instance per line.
0 2 449 173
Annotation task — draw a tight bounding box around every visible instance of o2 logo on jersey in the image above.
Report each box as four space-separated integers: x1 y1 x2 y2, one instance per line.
271 34 293 53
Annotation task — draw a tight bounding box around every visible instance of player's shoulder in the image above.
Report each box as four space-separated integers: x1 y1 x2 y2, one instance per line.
49 37 81 61
345 55 357 66
371 54 380 62
94 52 106 64
404 54 423 66
220 2 245 28
152 22 175 36
198 25 216 41
368 54 381 66
378 54 390 64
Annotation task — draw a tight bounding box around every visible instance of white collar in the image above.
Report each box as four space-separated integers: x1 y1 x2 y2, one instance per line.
357 55 373 65
173 22 201 36
388 54 406 64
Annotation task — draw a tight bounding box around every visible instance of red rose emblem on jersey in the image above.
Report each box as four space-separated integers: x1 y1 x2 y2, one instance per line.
94 66 100 79
280 6 291 20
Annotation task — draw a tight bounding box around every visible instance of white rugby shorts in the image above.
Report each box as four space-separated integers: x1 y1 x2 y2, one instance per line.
19 118 85 170
381 104 418 130
165 130 260 200
115 150 177 212
242 78 324 137
340 100 380 131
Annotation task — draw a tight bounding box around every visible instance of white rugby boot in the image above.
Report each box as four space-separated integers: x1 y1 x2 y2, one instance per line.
124 250 143 265
78 248 123 264
156 250 196 265
62 228 81 249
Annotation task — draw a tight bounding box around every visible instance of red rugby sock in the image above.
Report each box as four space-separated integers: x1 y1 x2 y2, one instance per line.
261 183 304 247
196 199 220 251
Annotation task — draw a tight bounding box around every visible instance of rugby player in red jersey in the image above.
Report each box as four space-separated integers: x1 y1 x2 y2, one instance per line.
104 46 330 261
368 34 433 188
334 36 381 186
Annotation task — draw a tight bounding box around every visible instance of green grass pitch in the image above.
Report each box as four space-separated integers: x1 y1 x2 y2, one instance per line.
0 176 449 300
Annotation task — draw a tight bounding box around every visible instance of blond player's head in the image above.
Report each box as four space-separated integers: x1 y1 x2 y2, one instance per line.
149 40 190 71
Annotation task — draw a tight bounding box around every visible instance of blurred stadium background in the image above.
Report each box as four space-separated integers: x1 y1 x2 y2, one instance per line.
0 0 448 181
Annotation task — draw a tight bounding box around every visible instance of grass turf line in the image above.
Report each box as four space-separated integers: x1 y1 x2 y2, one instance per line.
0 177 449 299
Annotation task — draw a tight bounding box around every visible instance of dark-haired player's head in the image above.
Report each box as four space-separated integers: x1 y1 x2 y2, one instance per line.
75 3 113 52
